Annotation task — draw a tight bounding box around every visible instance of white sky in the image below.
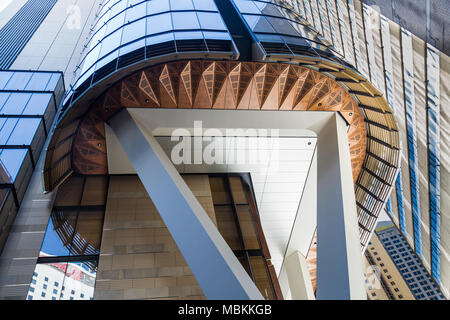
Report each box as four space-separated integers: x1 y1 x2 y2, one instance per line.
0 0 13 13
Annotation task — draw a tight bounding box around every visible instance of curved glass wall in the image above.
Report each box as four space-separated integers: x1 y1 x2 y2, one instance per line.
231 0 347 63
68 0 237 105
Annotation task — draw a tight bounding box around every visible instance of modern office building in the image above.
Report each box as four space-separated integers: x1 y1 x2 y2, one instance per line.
364 223 415 300
373 223 445 300
0 0 448 300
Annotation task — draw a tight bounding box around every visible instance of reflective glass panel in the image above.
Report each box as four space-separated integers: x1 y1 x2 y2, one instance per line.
25 73 52 91
3 72 32 90
0 148 28 180
39 209 78 257
59 260 97 300
27 262 66 300
214 205 243 250
147 13 172 34
1 93 31 115
70 209 104 256
23 93 52 115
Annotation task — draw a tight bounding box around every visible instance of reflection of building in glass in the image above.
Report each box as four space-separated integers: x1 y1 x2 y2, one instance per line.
0 0 448 301
27 259 96 300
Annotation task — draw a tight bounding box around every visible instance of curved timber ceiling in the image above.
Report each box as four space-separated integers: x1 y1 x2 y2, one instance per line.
44 59 400 246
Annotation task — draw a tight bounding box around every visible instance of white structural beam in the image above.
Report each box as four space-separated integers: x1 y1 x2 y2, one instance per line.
285 251 315 300
108 108 366 300
108 109 263 300
315 114 366 300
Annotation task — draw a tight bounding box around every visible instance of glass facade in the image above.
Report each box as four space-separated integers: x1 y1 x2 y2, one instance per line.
232 0 340 59
209 174 278 300
28 175 108 300
30 173 279 300
0 70 63 253
69 0 236 105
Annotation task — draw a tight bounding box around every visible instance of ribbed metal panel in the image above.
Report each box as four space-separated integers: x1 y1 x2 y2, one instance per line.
0 0 57 69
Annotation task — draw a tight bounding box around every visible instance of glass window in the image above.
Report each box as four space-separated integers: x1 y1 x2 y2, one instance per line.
122 18 146 43
45 73 61 92
210 177 231 204
197 12 226 30
54 176 84 206
214 205 243 250
0 92 9 109
0 149 28 180
147 13 173 35
100 28 123 58
0 71 13 89
172 12 200 30
267 17 299 37
23 93 52 115
39 209 78 257
81 176 108 206
192 0 217 11
3 72 32 90
70 209 104 256
147 0 170 15
27 263 66 300
234 0 260 14
236 205 260 250
124 3 146 22
25 73 52 91
4 118 41 146
1 93 31 115
170 0 194 10
249 256 274 300
59 261 97 301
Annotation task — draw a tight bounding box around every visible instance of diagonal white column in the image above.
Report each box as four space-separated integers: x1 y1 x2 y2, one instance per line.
107 109 263 300
285 251 315 300
315 114 366 300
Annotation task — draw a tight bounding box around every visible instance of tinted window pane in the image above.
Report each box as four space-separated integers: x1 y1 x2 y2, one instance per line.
70 210 104 256
236 205 260 250
7 118 41 145
0 148 28 180
0 72 13 89
122 18 146 43
39 210 78 257
197 12 226 30
81 176 108 206
0 118 19 145
229 176 248 204
24 93 52 115
147 13 173 34
3 72 32 90
59 261 97 300
170 0 194 10
27 262 66 300
192 0 218 11
25 73 52 91
147 0 170 15
0 92 9 108
214 205 243 250
209 176 231 204
172 12 200 30
54 176 84 206
249 256 275 300
1 93 31 114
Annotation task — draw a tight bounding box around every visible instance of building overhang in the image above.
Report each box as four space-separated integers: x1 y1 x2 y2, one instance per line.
43 58 400 248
